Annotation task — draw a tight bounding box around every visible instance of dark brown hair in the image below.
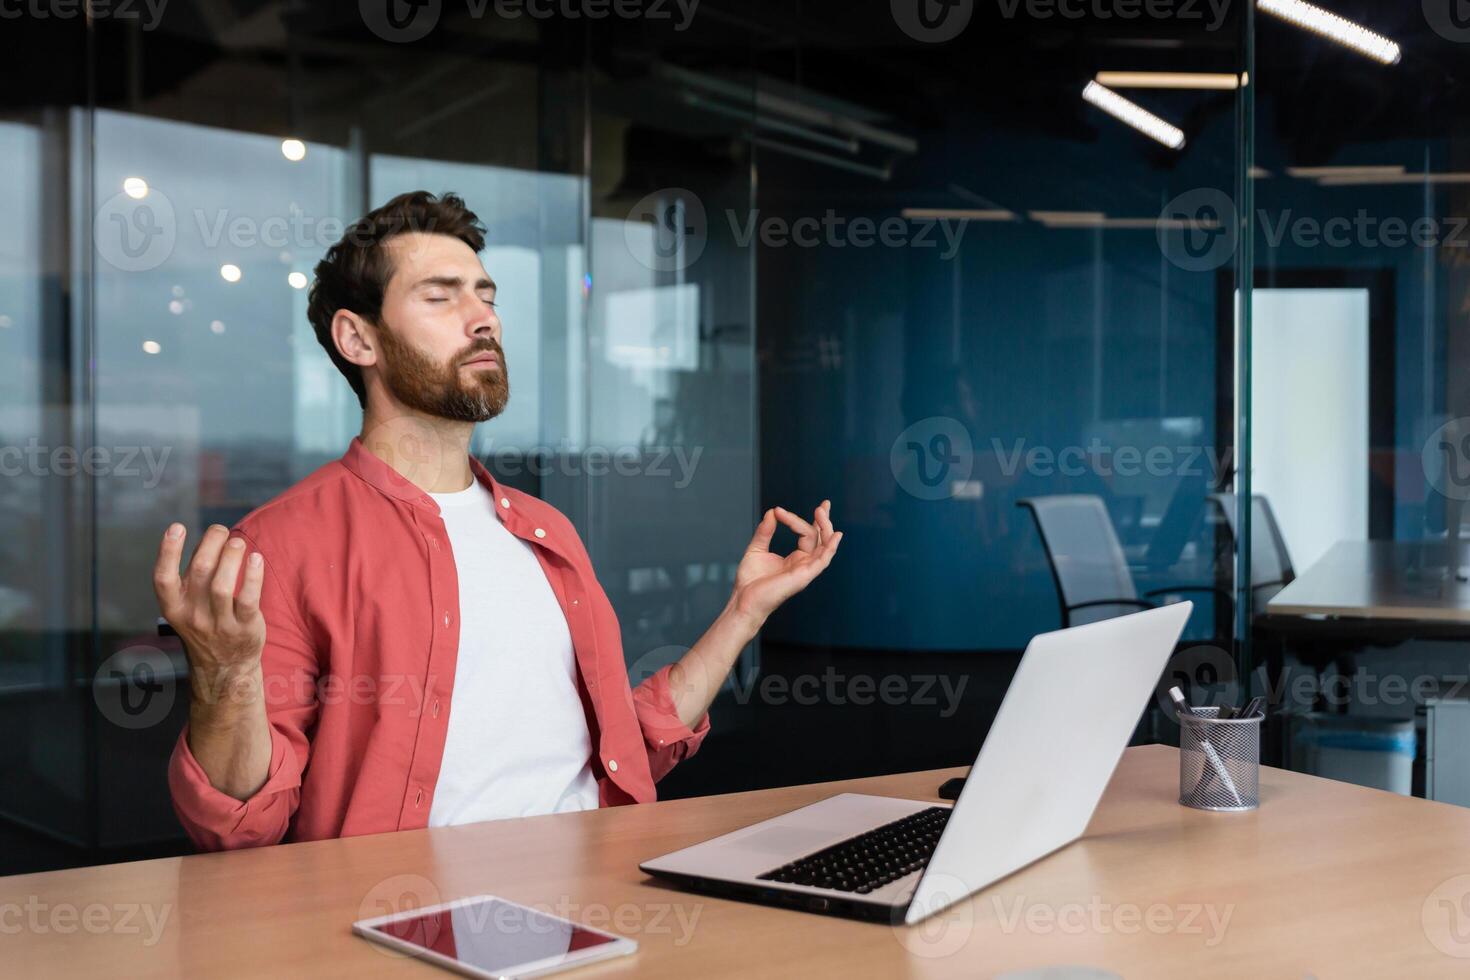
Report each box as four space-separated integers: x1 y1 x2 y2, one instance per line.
307 191 486 407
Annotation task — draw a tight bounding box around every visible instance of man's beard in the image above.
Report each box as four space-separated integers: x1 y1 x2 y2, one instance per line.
376 325 509 423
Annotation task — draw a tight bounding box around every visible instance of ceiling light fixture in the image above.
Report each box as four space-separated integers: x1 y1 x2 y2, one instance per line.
1094 71 1242 90
1257 0 1401 65
1082 82 1186 149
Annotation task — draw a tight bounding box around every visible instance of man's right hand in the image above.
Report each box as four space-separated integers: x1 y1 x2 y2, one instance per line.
154 523 266 695
153 523 273 800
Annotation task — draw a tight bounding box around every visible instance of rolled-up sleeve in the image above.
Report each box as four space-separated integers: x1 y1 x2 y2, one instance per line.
167 530 320 851
632 663 711 783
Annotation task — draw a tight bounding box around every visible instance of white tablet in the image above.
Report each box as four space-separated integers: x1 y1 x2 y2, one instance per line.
353 894 638 979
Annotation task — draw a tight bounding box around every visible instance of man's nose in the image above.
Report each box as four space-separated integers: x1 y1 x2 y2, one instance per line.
466 298 499 340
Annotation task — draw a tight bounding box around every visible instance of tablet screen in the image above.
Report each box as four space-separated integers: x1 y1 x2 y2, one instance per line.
364 897 619 973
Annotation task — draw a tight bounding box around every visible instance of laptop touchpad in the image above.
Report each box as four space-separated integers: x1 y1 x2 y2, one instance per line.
732 826 838 855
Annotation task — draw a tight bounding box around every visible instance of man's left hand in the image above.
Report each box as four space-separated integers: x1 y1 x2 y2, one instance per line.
730 501 842 627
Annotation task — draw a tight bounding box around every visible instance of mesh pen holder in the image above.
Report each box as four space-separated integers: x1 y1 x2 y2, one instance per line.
1178 708 1262 811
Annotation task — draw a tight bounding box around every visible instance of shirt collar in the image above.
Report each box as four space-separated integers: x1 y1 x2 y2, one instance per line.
340 435 507 515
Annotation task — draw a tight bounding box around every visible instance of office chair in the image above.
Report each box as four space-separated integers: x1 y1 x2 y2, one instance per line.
1208 493 1296 615
1018 495 1233 629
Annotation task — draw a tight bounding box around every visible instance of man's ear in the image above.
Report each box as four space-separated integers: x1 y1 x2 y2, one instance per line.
333 310 377 369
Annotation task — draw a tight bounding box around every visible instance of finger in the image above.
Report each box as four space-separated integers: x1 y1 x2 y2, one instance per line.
774 506 817 553
747 509 777 554
800 531 844 583
210 537 248 622
185 525 233 598
813 500 833 545
152 523 187 617
235 550 265 622
818 499 834 537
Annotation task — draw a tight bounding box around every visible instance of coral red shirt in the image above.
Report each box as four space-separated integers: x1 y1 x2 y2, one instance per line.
167 436 709 851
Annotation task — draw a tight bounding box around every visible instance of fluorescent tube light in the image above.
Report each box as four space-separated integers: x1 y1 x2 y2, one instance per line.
1257 0 1401 65
1095 71 1243 90
1317 172 1470 186
1081 82 1186 149
901 208 1017 221
1286 165 1406 178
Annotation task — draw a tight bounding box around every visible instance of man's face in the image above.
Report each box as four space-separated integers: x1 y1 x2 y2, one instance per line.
371 232 508 422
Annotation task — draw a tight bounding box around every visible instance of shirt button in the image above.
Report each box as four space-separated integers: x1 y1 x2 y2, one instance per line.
415 788 423 807
571 598 579 606
534 528 546 539
500 497 510 508
432 699 441 718
444 613 450 627
607 759 618 773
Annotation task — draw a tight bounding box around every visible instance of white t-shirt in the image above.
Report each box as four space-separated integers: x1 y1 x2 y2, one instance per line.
426 480 600 827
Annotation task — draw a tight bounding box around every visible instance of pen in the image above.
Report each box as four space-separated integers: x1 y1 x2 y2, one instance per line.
1170 686 1245 807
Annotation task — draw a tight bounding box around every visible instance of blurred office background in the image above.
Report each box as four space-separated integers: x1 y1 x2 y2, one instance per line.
3 0 1468 874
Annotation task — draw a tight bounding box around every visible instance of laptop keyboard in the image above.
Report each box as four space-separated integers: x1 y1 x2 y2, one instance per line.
755 806 950 894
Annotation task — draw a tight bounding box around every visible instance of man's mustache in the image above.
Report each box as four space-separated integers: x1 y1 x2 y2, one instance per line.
459 339 505 365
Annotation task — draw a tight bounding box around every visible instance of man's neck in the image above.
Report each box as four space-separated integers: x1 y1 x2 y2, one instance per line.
358 406 477 494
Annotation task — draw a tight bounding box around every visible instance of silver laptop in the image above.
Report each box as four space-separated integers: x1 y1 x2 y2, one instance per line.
639 602 1192 925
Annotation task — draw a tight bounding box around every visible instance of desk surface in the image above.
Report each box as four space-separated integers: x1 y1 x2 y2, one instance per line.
9 745 1470 978
1267 539 1470 623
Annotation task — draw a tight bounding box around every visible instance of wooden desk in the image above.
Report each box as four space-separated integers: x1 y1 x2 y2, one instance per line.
1268 540 1470 624
9 745 1470 977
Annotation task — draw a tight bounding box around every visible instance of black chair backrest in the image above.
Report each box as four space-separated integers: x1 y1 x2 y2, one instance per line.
1018 495 1143 627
